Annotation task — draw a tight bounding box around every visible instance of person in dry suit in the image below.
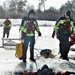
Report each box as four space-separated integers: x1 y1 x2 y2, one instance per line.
69 23 75 47
20 9 41 63
69 34 75 47
2 18 12 38
52 11 75 61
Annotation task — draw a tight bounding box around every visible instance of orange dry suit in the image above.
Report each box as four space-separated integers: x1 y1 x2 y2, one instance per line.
69 34 75 46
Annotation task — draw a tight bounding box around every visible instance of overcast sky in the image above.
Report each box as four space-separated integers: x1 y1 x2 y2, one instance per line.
0 0 71 9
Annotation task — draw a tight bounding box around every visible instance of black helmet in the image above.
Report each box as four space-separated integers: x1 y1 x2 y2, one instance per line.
65 10 71 16
28 9 35 16
40 65 54 75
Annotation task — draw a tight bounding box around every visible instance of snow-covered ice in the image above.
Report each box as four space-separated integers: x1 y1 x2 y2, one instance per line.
0 19 75 75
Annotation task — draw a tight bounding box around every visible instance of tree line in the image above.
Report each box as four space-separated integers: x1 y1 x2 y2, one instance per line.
0 0 75 21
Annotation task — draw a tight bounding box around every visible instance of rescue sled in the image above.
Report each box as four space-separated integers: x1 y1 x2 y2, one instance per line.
15 42 23 60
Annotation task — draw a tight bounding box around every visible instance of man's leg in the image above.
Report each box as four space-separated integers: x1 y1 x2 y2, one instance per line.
58 35 63 58
7 31 9 38
59 42 63 58
30 36 35 62
60 35 69 61
63 36 69 59
23 36 29 62
7 28 10 38
3 28 6 38
3 30 5 38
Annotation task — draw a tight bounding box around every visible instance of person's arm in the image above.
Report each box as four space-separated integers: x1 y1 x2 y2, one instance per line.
34 20 41 36
52 17 62 38
20 17 27 40
35 20 40 32
2 21 6 27
20 17 27 33
8 24 12 28
70 19 75 34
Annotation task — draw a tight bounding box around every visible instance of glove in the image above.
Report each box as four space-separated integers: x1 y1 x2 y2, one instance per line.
52 31 55 38
38 32 41 36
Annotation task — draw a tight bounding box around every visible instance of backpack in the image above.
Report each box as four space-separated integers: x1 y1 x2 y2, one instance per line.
40 49 52 58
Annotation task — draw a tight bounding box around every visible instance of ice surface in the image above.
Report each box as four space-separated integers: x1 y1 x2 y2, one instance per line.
0 20 75 75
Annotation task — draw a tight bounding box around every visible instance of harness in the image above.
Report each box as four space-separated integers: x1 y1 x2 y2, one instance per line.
58 21 71 35
24 21 36 33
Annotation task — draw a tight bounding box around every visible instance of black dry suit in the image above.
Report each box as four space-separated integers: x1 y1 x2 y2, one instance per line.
53 16 75 60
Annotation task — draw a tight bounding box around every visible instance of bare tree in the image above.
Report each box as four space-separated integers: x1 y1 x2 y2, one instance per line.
38 0 47 11
26 4 35 12
7 0 27 18
17 0 27 14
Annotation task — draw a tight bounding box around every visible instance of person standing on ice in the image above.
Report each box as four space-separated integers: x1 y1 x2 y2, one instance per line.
20 9 41 63
2 18 12 38
52 11 75 61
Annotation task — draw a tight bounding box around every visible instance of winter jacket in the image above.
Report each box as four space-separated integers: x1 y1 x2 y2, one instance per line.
53 16 75 35
20 17 40 36
3 19 12 27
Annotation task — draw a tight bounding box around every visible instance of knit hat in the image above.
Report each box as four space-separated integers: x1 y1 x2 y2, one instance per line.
65 11 71 16
28 9 35 16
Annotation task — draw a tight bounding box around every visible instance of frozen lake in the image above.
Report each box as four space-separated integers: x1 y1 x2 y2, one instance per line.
0 20 75 75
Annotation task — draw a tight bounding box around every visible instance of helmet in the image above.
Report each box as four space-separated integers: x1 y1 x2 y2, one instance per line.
28 9 35 16
65 10 71 16
40 65 54 75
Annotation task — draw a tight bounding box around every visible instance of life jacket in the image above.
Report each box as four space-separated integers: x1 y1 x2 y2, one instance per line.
58 21 71 35
25 21 36 33
4 19 11 26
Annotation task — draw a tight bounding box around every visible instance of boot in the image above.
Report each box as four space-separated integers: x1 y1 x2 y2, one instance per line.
30 58 36 62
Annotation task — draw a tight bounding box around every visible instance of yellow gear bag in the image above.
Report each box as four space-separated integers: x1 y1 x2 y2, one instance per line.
15 42 23 60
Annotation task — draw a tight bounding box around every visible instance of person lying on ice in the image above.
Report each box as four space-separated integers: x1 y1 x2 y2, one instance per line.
2 18 12 38
20 9 41 63
52 10 75 61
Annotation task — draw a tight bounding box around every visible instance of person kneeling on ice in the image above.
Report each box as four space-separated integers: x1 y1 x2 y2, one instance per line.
20 9 41 63
2 18 12 38
52 10 75 61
